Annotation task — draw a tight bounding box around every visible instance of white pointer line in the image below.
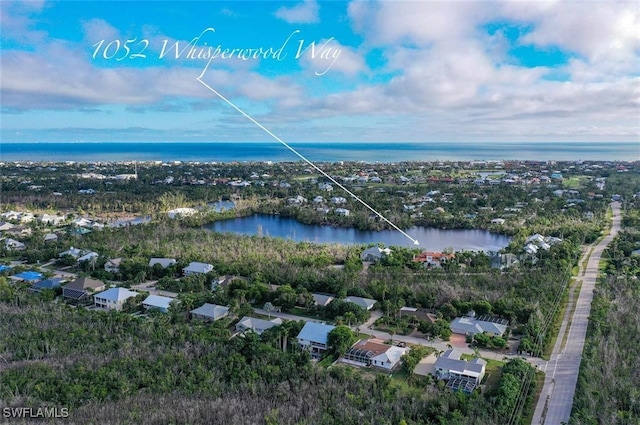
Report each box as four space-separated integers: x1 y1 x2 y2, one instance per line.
196 66 419 246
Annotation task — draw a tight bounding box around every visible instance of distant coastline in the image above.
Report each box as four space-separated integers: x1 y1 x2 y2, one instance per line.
1 141 638 162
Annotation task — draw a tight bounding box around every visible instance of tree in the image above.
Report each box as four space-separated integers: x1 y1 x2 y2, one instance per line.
327 325 356 357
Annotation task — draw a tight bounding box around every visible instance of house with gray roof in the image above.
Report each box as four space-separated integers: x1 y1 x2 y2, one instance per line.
312 293 335 307
182 261 214 276
450 316 508 337
235 316 282 335
344 296 377 311
190 303 230 321
142 295 177 313
94 287 139 311
433 349 487 392
297 322 336 358
360 246 392 262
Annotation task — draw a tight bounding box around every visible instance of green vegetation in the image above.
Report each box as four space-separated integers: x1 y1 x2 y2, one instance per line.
571 231 640 425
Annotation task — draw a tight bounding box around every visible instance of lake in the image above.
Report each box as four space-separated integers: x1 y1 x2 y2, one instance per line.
205 214 511 251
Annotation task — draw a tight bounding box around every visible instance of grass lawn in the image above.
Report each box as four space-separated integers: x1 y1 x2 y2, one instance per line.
460 355 504 392
317 354 338 368
543 283 570 360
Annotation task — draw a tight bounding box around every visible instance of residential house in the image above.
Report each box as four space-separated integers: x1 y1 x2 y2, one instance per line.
104 258 122 273
490 253 519 270
413 251 455 268
433 349 487 392
149 258 177 268
335 208 350 217
190 303 230 321
77 251 99 265
40 214 66 225
450 316 508 337
4 238 26 251
94 287 139 311
211 275 241 290
142 295 176 313
59 247 84 259
167 208 197 219
312 293 335 307
399 307 438 323
360 246 392 262
490 218 506 225
235 316 282 335
342 338 408 370
344 296 377 310
183 261 214 276
63 277 106 304
13 271 43 283
0 222 16 232
29 277 65 294
330 196 347 204
297 322 336 358
44 233 58 242
287 195 307 205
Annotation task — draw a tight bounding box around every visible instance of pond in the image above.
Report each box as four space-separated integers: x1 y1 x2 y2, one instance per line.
205 214 511 251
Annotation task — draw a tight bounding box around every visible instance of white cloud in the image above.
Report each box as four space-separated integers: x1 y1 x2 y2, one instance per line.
275 0 320 24
81 18 121 43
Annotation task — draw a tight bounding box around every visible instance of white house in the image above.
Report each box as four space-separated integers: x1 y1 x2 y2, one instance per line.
190 303 230 321
433 349 487 391
77 251 99 264
44 233 58 242
149 258 177 268
342 338 408 370
142 295 176 313
167 208 197 219
40 214 66 225
94 287 139 311
183 262 214 276
297 322 336 358
335 208 350 217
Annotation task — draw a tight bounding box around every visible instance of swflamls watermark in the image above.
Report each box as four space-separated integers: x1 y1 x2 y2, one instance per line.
2 407 69 419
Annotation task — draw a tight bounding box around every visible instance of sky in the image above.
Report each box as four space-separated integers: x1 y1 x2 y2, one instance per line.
1 0 639 144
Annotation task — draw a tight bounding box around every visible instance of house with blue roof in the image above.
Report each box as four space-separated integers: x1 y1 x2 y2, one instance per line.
13 271 43 283
297 322 336 358
29 277 65 294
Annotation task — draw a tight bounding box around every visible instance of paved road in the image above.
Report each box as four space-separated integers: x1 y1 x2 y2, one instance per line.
532 202 621 425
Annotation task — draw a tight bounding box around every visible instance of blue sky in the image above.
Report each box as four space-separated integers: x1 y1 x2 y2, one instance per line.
1 0 639 144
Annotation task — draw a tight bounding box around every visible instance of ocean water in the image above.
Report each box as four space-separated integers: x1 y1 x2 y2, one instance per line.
0 141 637 163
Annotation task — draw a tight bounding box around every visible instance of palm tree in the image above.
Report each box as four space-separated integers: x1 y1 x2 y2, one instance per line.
344 311 356 328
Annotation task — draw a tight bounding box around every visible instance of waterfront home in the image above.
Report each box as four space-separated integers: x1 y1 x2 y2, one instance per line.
360 246 392 262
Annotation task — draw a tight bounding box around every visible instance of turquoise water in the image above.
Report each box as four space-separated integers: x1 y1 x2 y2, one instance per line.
1 141 637 162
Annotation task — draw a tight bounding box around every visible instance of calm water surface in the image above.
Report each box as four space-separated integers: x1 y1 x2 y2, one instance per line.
205 214 511 251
